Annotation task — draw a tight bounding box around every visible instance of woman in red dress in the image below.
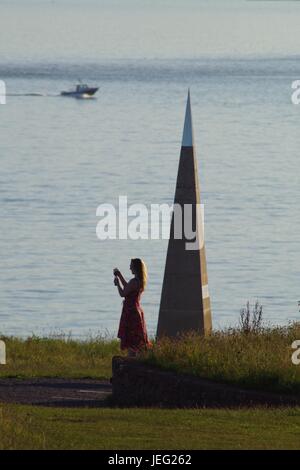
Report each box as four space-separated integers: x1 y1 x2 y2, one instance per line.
114 259 151 357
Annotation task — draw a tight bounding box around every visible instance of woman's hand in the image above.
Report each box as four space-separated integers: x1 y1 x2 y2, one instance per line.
113 268 121 277
113 268 127 290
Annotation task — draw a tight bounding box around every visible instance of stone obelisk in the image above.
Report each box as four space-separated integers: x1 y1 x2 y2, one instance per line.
156 91 212 338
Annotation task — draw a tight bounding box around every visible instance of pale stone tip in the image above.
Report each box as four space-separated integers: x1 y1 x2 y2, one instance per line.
181 89 194 147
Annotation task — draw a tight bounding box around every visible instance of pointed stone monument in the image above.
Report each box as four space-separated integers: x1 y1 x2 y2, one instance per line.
156 91 212 338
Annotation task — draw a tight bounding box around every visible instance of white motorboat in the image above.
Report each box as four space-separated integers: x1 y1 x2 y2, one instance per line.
61 83 99 98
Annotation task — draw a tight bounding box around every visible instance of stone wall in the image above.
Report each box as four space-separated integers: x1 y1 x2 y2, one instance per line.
111 356 300 408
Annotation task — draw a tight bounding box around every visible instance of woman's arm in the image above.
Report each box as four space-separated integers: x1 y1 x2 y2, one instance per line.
114 278 137 298
115 277 125 297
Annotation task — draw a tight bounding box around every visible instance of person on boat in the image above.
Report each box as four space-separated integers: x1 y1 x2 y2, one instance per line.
114 259 151 357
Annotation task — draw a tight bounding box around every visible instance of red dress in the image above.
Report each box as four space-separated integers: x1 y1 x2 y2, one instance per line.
117 280 151 352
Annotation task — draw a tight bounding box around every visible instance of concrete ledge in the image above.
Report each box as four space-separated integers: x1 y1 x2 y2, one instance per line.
111 356 300 408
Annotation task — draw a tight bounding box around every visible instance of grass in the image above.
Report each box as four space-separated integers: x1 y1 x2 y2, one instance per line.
2 324 300 395
0 335 122 379
1 327 300 450
1 403 300 449
141 323 300 395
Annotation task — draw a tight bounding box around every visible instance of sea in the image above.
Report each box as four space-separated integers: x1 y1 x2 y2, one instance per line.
1 0 300 337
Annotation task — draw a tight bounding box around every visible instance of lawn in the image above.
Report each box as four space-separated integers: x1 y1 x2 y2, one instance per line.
1 329 300 450
1 404 300 450
0 335 121 379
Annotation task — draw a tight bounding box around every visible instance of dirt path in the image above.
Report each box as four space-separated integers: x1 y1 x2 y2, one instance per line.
0 378 112 407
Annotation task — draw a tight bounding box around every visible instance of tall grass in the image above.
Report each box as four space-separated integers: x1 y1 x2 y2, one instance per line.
141 323 300 394
0 334 122 379
2 323 300 394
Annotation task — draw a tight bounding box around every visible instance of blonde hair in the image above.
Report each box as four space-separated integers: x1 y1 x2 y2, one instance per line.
131 258 147 292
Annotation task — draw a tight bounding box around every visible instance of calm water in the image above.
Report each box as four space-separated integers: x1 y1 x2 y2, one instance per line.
1 1 300 337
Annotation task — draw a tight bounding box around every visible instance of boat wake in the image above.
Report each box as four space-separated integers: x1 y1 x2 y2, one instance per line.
6 92 60 97
6 92 97 98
